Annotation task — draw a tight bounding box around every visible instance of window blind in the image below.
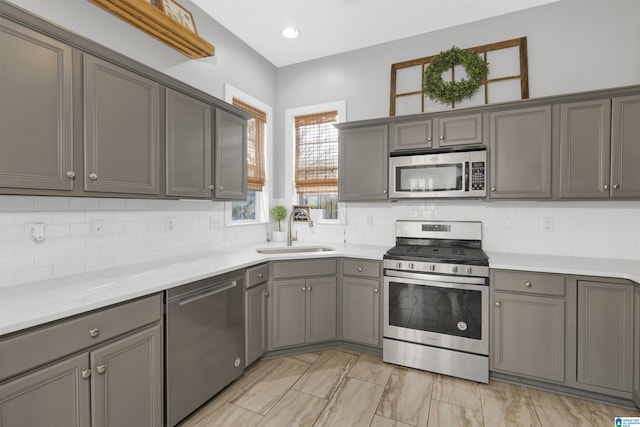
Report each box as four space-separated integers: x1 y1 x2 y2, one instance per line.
294 111 339 194
232 98 266 191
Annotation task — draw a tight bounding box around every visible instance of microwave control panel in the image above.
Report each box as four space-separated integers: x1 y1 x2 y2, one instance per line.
471 161 486 190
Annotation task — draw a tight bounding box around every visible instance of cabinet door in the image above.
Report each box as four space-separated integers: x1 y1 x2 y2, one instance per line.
166 89 212 198
342 277 380 347
492 291 565 382
577 281 633 392
389 120 432 151
245 283 268 367
91 325 162 427
0 17 74 191
559 99 611 198
0 353 90 427
489 106 552 199
84 54 160 194
438 113 482 147
611 94 640 198
634 286 640 408
306 277 337 344
271 279 306 348
214 109 247 200
338 125 388 201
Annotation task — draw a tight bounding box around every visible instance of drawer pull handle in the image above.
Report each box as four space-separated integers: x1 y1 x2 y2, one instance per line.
82 370 91 379
257 273 264 279
263 291 270 297
495 301 501 307
357 266 363 272
96 364 106 374
524 281 532 288
89 328 100 338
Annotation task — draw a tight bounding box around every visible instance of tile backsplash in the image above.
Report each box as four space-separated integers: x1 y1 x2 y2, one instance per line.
2 196 639 287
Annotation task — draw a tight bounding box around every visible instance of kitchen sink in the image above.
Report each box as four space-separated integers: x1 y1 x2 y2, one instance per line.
255 246 336 254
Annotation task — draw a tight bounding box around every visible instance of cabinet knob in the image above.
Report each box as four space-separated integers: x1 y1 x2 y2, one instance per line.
427 137 432 142
357 266 363 272
301 286 306 292
81 369 91 379
374 288 379 293
524 281 532 288
217 186 224 191
604 184 610 190
208 184 214 190
495 301 501 307
89 173 98 181
613 184 621 190
439 135 444 140
383 189 388 194
263 291 270 297
89 328 100 338
307 286 312 292
66 171 76 179
96 364 106 374
491 187 496 192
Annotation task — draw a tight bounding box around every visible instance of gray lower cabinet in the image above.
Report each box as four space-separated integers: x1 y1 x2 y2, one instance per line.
389 113 482 152
166 88 212 198
341 259 382 347
489 105 552 199
214 109 247 200
338 125 388 201
245 283 268 367
491 270 566 382
0 17 74 191
83 54 160 195
576 280 633 392
634 285 640 407
0 294 163 427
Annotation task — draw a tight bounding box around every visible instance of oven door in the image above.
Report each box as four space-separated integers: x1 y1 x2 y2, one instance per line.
383 272 488 355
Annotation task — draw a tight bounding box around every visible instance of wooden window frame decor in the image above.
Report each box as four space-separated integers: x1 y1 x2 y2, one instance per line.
389 37 528 116
88 0 214 59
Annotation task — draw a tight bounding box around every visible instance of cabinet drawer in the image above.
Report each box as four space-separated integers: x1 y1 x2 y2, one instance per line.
343 259 381 278
272 259 337 279
493 270 565 296
0 293 162 381
245 263 268 288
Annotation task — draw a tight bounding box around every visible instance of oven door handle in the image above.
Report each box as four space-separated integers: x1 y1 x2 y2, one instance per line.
384 269 487 286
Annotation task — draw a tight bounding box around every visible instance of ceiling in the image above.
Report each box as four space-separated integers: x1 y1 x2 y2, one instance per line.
190 0 559 67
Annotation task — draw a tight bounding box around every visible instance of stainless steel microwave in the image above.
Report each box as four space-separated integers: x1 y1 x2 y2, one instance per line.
389 148 487 199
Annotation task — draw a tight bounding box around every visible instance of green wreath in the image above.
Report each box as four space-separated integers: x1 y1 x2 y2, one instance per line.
423 46 489 104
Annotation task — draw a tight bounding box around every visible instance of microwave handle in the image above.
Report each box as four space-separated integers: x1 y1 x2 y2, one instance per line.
465 161 470 192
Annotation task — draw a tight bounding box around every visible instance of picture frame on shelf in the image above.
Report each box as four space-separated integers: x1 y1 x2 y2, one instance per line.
292 205 311 222
160 0 197 33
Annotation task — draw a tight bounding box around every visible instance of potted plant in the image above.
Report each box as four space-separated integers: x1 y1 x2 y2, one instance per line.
270 205 287 241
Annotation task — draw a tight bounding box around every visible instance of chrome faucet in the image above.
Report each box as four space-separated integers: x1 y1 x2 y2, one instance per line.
287 207 314 246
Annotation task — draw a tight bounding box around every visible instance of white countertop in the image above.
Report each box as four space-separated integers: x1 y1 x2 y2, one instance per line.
2 244 639 337
0 242 387 337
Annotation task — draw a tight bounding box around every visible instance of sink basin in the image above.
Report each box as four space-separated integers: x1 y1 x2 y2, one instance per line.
256 246 336 254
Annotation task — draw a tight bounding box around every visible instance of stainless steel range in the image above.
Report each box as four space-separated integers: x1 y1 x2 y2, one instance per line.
383 220 490 383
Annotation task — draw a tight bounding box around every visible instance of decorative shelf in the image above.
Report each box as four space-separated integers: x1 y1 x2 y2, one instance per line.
89 0 214 59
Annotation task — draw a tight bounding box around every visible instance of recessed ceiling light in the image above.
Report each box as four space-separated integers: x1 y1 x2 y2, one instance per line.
281 27 300 39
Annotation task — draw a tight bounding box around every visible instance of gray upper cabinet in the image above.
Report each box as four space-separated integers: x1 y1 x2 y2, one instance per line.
165 89 212 198
491 270 566 382
577 280 633 392
611 94 640 198
489 106 552 199
389 119 433 151
389 113 482 152
439 113 483 147
338 125 388 201
214 109 247 200
0 17 74 191
83 54 160 195
558 99 611 198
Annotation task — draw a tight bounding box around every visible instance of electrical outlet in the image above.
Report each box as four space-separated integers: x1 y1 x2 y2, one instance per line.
209 215 220 229
165 217 175 233
542 217 553 231
91 220 104 239
25 222 46 244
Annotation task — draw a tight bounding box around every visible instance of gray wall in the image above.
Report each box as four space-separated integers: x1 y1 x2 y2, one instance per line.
274 0 640 197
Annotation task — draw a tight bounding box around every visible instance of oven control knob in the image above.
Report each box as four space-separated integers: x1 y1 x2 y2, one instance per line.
429 264 436 272
452 266 458 273
408 263 415 270
396 262 402 269
466 266 473 275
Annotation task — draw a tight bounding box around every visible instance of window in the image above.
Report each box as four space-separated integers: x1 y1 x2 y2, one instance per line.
290 105 344 220
224 85 272 224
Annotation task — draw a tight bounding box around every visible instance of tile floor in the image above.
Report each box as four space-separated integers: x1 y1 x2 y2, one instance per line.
179 347 640 427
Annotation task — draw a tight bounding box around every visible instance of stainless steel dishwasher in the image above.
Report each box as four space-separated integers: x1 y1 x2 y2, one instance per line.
166 270 244 426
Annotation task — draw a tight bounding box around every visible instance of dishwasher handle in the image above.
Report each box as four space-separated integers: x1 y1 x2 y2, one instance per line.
178 280 237 305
